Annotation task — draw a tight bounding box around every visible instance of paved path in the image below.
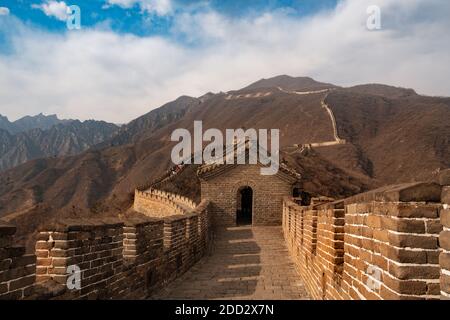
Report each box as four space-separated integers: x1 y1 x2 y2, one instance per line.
151 226 310 300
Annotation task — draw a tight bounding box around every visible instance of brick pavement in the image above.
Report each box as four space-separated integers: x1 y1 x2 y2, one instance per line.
151 226 310 300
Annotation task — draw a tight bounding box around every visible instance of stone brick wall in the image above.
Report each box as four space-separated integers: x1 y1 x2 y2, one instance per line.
283 199 346 299
440 170 450 299
201 164 294 226
134 189 197 218
343 201 441 299
0 200 211 300
283 182 444 300
0 222 36 299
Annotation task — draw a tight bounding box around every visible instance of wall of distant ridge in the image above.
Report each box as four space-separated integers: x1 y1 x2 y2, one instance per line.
283 177 449 300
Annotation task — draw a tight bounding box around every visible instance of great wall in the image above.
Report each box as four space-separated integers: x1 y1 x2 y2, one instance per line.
1 148 449 300
277 87 346 149
0 96 447 300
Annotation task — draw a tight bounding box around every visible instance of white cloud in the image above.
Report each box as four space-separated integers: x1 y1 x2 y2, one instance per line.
106 0 172 16
1 0 449 123
0 7 10 15
32 1 68 21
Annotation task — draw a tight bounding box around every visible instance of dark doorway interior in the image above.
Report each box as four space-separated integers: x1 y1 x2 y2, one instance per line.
237 187 253 225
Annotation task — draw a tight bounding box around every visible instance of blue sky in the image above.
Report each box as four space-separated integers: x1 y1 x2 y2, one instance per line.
1 0 338 37
0 0 449 123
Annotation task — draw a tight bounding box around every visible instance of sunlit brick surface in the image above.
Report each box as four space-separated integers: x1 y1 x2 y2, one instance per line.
151 226 310 300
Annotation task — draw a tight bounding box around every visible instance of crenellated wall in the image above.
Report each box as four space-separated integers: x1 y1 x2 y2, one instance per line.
0 222 36 299
283 181 445 300
3 169 450 300
0 200 211 300
133 189 197 218
283 199 346 299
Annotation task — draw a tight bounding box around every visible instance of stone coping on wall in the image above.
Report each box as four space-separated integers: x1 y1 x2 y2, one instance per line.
343 182 442 204
0 221 17 235
36 213 200 233
37 217 126 233
135 189 197 211
282 193 444 300
301 182 443 213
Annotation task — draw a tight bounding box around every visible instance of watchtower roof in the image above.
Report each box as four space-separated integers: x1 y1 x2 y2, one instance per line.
197 143 301 182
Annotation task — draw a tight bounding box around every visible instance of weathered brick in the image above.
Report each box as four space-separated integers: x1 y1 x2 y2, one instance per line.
35 241 53 250
11 255 36 268
381 217 425 233
425 220 443 234
35 250 49 258
0 289 23 300
440 231 450 251
391 205 439 219
0 223 16 236
9 274 35 291
440 251 450 270
48 267 67 275
37 258 53 267
439 169 450 186
382 275 428 295
426 250 440 264
366 216 382 228
388 263 440 280
36 266 48 275
440 274 450 294
441 209 450 228
0 283 7 294
52 257 70 267
0 235 13 248
5 245 26 258
441 186 450 204
388 233 438 249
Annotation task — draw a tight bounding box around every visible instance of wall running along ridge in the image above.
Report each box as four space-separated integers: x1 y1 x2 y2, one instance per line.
0 201 210 300
133 189 197 218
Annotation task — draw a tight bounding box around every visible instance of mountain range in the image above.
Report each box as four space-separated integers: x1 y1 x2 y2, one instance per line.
0 114 119 171
0 113 71 134
0 75 449 250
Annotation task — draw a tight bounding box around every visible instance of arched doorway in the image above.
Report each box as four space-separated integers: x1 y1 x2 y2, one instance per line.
237 186 253 225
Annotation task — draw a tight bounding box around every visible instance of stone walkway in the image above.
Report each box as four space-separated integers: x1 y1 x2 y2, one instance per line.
151 226 310 300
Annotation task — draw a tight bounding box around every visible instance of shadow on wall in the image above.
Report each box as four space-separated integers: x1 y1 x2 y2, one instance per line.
151 227 262 299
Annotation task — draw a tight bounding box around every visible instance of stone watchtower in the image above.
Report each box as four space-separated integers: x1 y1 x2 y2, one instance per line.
197 156 301 227
133 142 301 227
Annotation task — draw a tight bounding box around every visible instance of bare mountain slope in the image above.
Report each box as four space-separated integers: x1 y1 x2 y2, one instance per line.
319 89 450 184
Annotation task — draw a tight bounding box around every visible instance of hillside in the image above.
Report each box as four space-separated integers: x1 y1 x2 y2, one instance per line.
0 75 448 250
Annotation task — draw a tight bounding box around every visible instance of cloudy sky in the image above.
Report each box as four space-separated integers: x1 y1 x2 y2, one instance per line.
0 0 449 123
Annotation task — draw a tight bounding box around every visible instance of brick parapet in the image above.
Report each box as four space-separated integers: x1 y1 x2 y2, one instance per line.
1 200 211 300
133 189 197 218
283 186 444 300
0 222 36 300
